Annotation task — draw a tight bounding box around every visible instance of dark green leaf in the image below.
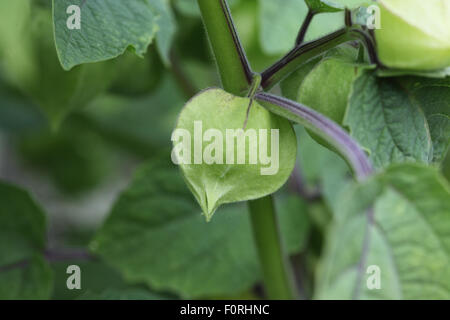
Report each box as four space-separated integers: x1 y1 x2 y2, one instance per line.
174 0 242 17
295 126 351 211
92 158 308 298
51 259 142 300
345 71 434 169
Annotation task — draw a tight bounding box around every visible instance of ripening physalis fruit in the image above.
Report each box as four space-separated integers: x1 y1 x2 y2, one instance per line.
172 88 297 221
375 0 450 70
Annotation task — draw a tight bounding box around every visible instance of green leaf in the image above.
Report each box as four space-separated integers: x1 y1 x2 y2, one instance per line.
91 159 258 298
51 258 169 300
92 158 308 298
53 0 158 70
345 71 434 169
295 126 351 211
0 2 115 128
305 0 344 13
110 48 164 96
277 194 311 253
375 0 450 71
259 0 345 55
316 163 450 299
173 88 297 220
0 182 52 299
0 255 53 300
51 260 123 300
283 47 373 150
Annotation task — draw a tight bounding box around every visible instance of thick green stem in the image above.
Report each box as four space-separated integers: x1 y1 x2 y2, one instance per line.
197 0 252 96
249 196 298 299
197 0 296 300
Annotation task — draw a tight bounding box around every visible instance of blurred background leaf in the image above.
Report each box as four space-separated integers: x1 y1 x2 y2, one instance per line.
91 157 310 298
0 182 52 299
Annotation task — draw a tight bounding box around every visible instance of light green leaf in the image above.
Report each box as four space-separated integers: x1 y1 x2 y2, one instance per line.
174 88 297 220
0 255 53 300
53 0 158 70
92 159 308 298
316 163 450 299
0 182 52 299
377 67 450 79
345 71 434 169
298 49 369 125
0 81 46 134
259 0 345 55
375 0 450 71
